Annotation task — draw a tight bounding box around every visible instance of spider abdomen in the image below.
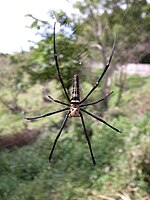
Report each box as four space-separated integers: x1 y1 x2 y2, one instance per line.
71 74 80 102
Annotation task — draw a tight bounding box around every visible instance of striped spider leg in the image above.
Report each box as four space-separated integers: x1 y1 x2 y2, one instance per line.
25 23 121 165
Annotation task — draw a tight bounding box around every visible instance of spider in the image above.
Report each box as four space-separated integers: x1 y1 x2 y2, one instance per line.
25 22 121 165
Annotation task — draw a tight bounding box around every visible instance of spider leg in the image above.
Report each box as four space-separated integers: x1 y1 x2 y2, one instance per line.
24 107 69 121
49 112 69 162
81 108 121 133
48 95 70 106
80 34 117 104
42 89 69 106
53 22 71 102
80 91 114 107
79 111 96 165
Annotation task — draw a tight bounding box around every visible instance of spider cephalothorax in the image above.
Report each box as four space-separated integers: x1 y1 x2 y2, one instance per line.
25 22 121 165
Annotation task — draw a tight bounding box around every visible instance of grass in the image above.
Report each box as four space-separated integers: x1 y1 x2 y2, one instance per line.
0 80 66 135
0 74 150 200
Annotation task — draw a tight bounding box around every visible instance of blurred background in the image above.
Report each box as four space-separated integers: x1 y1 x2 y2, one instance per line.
0 0 150 199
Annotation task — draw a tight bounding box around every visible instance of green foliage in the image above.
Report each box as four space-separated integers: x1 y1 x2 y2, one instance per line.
0 75 150 199
0 1 150 199
0 112 149 199
0 52 29 113
24 12 84 92
74 0 150 63
127 75 147 89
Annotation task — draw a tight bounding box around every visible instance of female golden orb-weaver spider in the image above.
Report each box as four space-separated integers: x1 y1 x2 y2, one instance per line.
25 22 121 165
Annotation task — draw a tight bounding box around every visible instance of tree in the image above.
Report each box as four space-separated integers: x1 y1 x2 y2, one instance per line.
21 1 150 109
24 12 84 97
73 0 118 111
73 0 150 110
0 53 28 113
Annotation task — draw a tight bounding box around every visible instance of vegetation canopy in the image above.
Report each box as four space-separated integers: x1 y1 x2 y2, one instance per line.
0 0 150 199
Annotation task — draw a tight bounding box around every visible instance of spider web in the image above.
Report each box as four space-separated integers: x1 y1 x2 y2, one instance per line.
0 1 149 160
0 4 149 156
0 2 150 199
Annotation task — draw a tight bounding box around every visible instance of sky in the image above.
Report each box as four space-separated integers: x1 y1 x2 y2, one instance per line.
0 0 76 54
1 0 150 54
